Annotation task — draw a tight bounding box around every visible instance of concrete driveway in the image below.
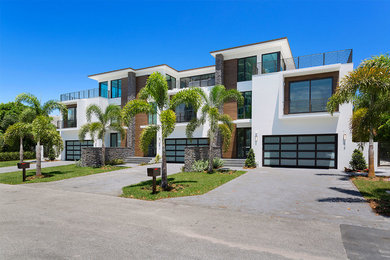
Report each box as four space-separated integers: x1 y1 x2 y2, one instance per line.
26 163 183 196
0 160 74 174
168 167 390 228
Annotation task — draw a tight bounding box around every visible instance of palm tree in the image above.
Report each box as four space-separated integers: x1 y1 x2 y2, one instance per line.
31 116 64 176
122 72 201 189
327 55 390 177
79 104 124 166
184 85 243 172
15 93 67 175
3 108 36 162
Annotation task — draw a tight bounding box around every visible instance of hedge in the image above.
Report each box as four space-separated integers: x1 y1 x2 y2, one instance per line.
0 151 36 161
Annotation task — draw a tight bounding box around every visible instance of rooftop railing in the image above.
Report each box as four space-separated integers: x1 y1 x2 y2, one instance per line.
60 88 112 102
257 49 353 75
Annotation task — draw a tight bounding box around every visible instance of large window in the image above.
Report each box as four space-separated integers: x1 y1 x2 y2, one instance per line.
238 56 257 82
288 77 333 114
64 106 77 128
262 52 284 74
237 91 252 119
166 75 176 90
110 133 120 147
180 73 215 88
111 80 122 98
175 103 196 123
99 81 108 98
148 102 157 125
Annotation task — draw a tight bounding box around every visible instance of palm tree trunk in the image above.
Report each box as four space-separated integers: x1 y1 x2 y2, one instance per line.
368 131 375 178
208 131 214 173
36 141 42 176
161 138 168 189
101 137 105 167
19 136 24 163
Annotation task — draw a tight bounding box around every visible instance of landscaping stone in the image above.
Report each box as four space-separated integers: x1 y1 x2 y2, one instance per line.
184 146 221 172
81 147 131 167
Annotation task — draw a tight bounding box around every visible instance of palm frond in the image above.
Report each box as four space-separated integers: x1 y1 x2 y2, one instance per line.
139 125 158 153
15 93 42 115
121 99 152 125
86 104 104 123
43 100 68 117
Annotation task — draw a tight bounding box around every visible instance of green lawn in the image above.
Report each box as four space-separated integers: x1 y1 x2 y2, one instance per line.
352 176 390 216
0 164 128 185
0 160 35 168
122 170 246 200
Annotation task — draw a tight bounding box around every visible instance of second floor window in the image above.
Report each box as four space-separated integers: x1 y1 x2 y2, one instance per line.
237 91 252 119
262 52 284 74
238 56 257 82
166 75 176 90
180 73 215 88
175 103 196 123
111 80 122 98
64 107 77 128
289 77 333 114
99 81 108 98
148 102 157 125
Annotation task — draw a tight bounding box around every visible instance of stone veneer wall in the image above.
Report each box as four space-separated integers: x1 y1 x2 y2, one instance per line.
184 146 222 172
81 147 131 167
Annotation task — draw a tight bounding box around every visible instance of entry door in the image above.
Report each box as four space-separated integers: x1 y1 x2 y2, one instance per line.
237 128 251 158
147 137 157 157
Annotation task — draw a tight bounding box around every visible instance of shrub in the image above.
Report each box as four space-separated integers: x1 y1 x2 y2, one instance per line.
245 148 256 168
75 159 82 167
154 154 161 164
349 149 367 171
191 160 208 172
106 158 124 166
47 147 56 161
0 151 35 161
213 157 224 169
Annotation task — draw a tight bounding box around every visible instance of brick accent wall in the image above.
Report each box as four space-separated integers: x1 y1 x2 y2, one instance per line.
135 75 149 156
222 59 238 158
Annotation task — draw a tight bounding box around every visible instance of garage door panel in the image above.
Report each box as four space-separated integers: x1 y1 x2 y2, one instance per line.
263 134 337 169
66 140 93 161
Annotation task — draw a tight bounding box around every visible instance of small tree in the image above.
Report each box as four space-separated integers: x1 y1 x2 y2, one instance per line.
79 104 124 166
349 149 367 171
122 72 201 189
185 85 244 173
31 116 64 176
4 122 32 162
245 148 256 168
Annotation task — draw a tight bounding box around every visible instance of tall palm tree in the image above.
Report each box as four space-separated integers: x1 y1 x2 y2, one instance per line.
4 122 32 162
327 55 390 177
122 72 201 189
79 104 124 166
15 93 67 175
185 85 243 172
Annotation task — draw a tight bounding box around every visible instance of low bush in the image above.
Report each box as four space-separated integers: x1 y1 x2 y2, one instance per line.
106 158 124 166
191 160 208 172
349 149 367 171
245 148 256 168
154 154 161 164
213 157 224 169
0 151 35 161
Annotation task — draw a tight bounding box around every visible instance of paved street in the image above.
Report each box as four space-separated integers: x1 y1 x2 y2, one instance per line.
0 165 389 259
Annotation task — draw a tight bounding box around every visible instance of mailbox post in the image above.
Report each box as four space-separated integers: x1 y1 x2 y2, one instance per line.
17 162 30 182
147 167 161 194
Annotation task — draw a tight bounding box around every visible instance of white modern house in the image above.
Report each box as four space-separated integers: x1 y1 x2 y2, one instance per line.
57 37 377 169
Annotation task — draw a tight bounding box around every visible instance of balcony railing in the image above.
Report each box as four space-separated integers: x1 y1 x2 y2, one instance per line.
258 49 353 75
188 78 215 88
57 120 77 129
60 88 112 102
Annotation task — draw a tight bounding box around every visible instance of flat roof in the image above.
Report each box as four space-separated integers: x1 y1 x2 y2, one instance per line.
209 37 288 54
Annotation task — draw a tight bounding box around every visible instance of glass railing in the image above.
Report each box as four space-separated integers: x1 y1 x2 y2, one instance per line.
60 88 112 101
258 49 353 75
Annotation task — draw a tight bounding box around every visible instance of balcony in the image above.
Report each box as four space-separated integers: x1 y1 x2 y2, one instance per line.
57 120 77 129
258 49 353 75
60 88 112 102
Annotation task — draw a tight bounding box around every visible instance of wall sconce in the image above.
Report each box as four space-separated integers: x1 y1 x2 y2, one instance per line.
255 132 258 143
343 133 347 141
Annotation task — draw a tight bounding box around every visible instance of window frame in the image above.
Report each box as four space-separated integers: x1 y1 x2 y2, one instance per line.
237 56 257 82
284 72 339 115
110 79 122 98
237 91 252 119
261 52 281 74
166 74 176 90
180 73 215 88
99 81 108 98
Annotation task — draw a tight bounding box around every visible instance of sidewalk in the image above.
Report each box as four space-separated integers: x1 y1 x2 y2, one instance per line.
0 160 75 174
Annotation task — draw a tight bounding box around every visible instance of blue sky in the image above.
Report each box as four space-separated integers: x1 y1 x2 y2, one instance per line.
0 0 389 105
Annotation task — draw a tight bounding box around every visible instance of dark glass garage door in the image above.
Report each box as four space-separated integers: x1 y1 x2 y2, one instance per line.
65 140 93 161
165 138 209 163
263 134 337 168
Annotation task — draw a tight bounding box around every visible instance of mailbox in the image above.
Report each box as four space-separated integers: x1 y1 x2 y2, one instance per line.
147 167 161 177
17 162 30 169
